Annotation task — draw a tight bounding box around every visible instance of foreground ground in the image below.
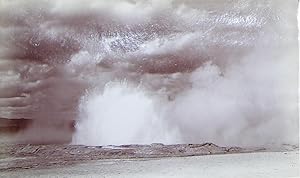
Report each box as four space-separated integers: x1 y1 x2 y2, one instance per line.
0 142 299 177
1 151 299 178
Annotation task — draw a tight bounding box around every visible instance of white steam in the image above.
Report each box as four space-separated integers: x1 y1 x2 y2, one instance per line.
74 82 179 145
0 0 298 147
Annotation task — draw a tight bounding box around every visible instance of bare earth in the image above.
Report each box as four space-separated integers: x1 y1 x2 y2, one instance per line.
0 143 245 171
0 143 299 177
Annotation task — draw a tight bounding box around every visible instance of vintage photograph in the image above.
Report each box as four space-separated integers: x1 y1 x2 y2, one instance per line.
0 0 299 177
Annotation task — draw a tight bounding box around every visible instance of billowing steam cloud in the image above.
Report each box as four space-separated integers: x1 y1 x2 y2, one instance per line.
0 0 298 147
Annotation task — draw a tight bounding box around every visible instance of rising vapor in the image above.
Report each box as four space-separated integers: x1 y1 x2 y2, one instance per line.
0 0 298 147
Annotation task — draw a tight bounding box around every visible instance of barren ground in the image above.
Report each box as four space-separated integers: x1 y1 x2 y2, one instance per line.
0 141 298 173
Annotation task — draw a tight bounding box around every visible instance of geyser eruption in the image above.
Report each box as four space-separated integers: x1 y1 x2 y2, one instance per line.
74 82 180 145
0 0 298 147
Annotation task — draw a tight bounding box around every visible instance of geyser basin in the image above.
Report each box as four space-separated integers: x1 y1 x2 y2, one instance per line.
0 0 298 147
